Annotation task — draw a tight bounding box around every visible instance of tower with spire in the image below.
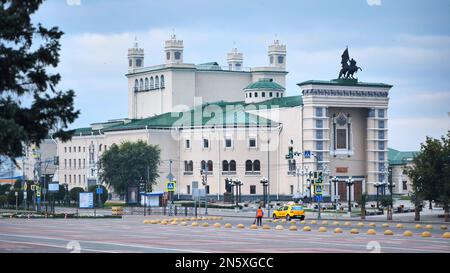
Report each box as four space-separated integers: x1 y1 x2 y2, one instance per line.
227 45 243 71
127 37 144 73
165 34 184 64
268 39 286 69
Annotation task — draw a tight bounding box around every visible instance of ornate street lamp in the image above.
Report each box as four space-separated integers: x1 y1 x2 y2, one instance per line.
331 176 340 210
346 177 354 212
260 177 268 207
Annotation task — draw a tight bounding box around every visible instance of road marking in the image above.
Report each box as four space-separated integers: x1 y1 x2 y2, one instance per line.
0 239 116 253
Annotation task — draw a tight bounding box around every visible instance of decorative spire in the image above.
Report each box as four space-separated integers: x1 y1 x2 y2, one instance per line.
134 36 138 48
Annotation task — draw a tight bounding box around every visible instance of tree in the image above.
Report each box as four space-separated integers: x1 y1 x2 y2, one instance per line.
88 185 108 207
69 187 84 204
98 140 161 197
358 192 368 220
0 0 79 164
406 131 450 222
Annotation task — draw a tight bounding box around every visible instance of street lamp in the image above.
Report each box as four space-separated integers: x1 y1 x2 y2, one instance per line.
374 182 381 210
346 177 354 212
200 168 208 215
331 176 340 210
260 177 268 207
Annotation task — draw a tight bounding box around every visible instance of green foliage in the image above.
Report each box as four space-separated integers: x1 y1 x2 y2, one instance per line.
0 0 79 163
69 187 84 202
358 192 368 209
379 196 392 208
0 184 11 195
406 131 450 211
98 140 161 196
87 185 108 206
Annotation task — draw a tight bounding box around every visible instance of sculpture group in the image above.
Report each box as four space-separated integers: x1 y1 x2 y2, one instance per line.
338 47 362 79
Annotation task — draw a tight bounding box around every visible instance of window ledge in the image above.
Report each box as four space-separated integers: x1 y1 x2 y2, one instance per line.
330 150 354 156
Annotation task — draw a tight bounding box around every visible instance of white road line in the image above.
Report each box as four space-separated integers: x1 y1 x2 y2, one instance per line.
0 239 117 253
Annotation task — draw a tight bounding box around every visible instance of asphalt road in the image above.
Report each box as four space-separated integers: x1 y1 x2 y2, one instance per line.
0 216 448 253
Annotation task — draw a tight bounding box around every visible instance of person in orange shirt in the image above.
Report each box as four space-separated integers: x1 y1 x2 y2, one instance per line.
255 206 264 226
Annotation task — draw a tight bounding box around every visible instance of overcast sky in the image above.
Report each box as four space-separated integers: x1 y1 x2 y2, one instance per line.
30 0 450 151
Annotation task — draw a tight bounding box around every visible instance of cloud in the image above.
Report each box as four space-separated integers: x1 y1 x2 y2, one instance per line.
367 0 382 6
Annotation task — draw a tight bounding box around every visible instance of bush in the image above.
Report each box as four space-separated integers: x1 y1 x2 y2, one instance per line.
69 187 85 202
0 195 7 206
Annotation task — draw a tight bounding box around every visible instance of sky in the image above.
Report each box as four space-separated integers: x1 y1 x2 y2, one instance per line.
29 0 450 151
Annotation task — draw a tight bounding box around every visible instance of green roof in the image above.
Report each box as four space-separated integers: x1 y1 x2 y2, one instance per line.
244 78 285 91
297 79 393 88
388 148 418 165
73 127 102 136
252 95 302 109
195 62 222 70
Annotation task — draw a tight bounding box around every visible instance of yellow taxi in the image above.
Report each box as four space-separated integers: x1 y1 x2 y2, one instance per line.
272 204 305 221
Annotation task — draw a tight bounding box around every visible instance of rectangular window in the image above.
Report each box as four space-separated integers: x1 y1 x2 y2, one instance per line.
225 138 232 148
402 181 407 191
185 139 191 149
64 159 67 169
64 175 67 183
290 185 294 195
269 92 273 97
378 131 385 140
315 107 323 117
262 92 265 97
69 175 71 184
249 138 256 148
73 159 76 169
250 185 256 195
205 185 210 194
336 129 347 149
203 138 209 149
69 159 71 169
379 152 385 161
379 162 385 172
316 141 323 151
83 159 86 168
368 109 375 117
378 109 385 118
69 147 71 153
187 185 191 195
379 173 385 182
78 159 81 169
378 120 385 129
316 119 323 128
64 147 67 153
316 130 323 140
378 141 385 150
78 146 81 152
316 152 324 161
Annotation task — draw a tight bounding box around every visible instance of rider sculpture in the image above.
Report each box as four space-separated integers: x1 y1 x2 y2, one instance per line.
338 47 362 79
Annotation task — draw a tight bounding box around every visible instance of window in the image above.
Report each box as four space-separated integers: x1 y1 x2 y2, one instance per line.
145 78 148 89
368 109 375 117
64 147 67 153
262 92 265 97
250 185 256 195
249 93 252 98
166 52 170 60
155 76 159 88
201 160 206 170
160 75 165 88
129 59 132 67
69 175 71 184
205 185 210 194
203 138 209 149
104 145 107 151
185 139 191 149
378 109 385 118
378 141 385 150
83 175 85 184
69 147 71 153
316 141 323 151
187 185 191 195
64 175 67 183
230 160 236 172
269 92 273 97
336 129 347 149
290 185 294 195
136 59 142 67
222 160 229 172
99 144 102 152
64 159 67 169
281 93 283 97
245 160 252 172
316 120 323 128
207 160 213 172
83 147 85 153
316 130 323 140
79 175 81 185
174 51 181 60
225 138 232 148
69 159 71 168
378 120 385 129
316 107 323 117
249 138 256 148
73 158 76 169
278 56 284 64
402 181 408 191
78 159 81 169
379 152 385 161
134 79 138 90
254 92 258 98
184 161 193 172
150 77 154 89
288 160 296 171
270 56 274 64
253 160 260 172
276 92 279 98
139 79 143 90
378 131 385 140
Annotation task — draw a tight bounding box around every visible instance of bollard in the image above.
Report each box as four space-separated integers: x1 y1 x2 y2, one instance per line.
310 220 317 225
441 225 448 230
415 224 422 229
318 227 327 232
303 226 311 232
421 231 431 237
357 222 364 227
262 224 271 230
382 223 389 228
214 223 221 228
344 222 351 226
384 230 394 235
424 225 433 230
180 221 187 226
442 232 450 239
333 221 340 226
192 222 199 227
250 224 258 230
321 220 328 225
396 224 404 229
275 225 284 230
237 224 245 229
224 223 232 228
289 225 298 231
369 223 376 227
403 230 413 237
367 229 377 235
334 228 343 234
202 222 209 227
350 229 359 234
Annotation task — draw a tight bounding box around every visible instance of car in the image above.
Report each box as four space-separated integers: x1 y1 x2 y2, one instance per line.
272 204 305 221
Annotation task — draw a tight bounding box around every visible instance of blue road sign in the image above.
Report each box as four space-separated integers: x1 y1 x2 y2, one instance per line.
166 181 176 192
96 187 103 195
304 150 311 158
315 195 323 202
36 197 41 204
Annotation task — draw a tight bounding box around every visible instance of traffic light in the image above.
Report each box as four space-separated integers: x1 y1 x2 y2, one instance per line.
285 146 294 159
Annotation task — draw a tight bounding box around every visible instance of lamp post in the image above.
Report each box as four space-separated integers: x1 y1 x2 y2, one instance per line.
374 182 381 210
260 177 268 207
346 177 354 212
331 176 339 210
200 168 208 215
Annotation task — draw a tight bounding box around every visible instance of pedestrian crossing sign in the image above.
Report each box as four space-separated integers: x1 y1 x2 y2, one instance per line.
166 181 176 192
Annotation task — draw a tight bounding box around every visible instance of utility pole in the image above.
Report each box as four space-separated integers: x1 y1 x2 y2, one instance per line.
267 139 270 217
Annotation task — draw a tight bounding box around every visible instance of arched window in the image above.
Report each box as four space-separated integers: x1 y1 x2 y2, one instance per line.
230 160 236 172
222 160 229 172
245 160 253 172
134 79 138 91
160 75 165 88
155 76 159 88
207 160 213 172
150 77 154 89
201 160 207 171
253 160 260 172
139 79 143 90
145 78 148 90
254 92 258 98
